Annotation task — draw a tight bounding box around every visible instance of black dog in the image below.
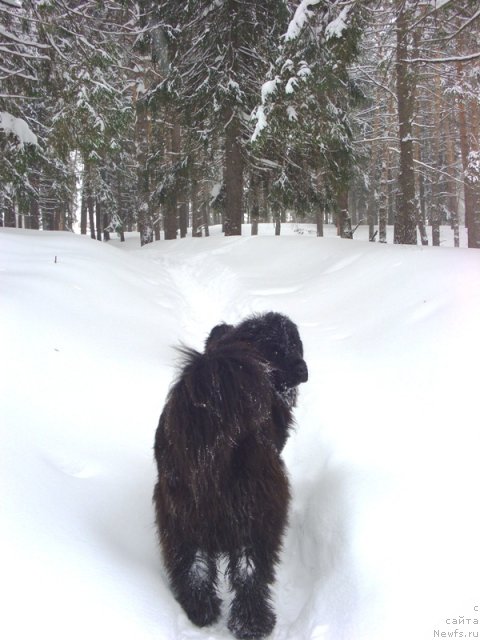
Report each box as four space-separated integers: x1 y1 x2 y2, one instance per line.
153 312 308 639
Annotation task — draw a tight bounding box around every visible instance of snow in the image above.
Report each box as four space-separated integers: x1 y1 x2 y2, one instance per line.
287 106 298 121
467 150 480 183
0 111 38 148
285 77 298 94
210 182 222 200
261 77 280 103
252 78 281 142
325 7 351 41
284 0 321 42
252 105 267 142
428 0 451 9
1 225 480 640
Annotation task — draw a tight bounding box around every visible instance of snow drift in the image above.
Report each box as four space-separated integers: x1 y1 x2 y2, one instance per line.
1 226 480 640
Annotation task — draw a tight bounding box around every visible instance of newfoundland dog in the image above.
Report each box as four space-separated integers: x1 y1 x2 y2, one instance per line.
153 312 308 639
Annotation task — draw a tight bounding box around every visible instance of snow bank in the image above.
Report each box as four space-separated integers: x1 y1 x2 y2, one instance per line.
1 227 480 640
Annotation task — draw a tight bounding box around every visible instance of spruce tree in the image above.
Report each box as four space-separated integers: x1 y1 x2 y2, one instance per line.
148 0 288 236
251 0 368 234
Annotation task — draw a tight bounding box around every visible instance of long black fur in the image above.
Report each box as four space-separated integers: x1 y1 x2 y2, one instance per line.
153 312 308 639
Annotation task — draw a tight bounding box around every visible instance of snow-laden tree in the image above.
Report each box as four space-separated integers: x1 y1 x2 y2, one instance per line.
251 0 368 236
349 0 479 248
143 0 289 237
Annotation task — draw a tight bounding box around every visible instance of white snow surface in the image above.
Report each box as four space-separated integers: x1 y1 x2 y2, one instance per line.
1 225 480 640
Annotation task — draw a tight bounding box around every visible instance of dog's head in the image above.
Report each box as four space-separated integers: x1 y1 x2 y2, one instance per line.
205 313 308 395
235 312 308 393
260 312 308 392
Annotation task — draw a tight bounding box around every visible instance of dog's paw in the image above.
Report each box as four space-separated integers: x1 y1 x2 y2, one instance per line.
179 589 221 628
228 595 276 639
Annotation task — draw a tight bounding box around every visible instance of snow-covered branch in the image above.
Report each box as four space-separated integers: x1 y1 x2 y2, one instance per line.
405 51 480 64
284 0 360 42
0 24 50 49
284 0 321 41
0 111 38 148
388 146 467 186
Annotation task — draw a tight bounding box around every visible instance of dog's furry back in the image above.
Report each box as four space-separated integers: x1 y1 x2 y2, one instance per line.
154 340 290 555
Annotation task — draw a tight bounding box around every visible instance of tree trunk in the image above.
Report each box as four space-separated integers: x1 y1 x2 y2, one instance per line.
467 97 480 248
394 1 418 245
251 173 260 236
179 197 188 238
29 171 40 230
316 211 324 237
83 161 96 239
163 121 179 240
163 191 177 240
274 212 281 236
224 111 243 236
446 115 459 248
4 201 16 227
87 194 95 239
455 62 477 248
431 220 440 246
58 203 66 231
29 194 40 230
154 218 161 241
412 24 427 247
367 202 376 242
95 199 102 241
80 191 87 235
430 70 443 247
378 156 388 243
135 83 154 246
413 116 428 246
173 121 188 238
202 179 210 237
191 179 202 237
203 206 210 236
366 97 380 242
338 187 353 239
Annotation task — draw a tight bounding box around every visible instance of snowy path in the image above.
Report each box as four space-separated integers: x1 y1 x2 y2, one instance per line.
150 240 253 345
134 239 335 639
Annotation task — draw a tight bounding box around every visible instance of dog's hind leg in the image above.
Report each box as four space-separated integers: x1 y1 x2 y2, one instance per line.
227 545 277 640
166 544 221 628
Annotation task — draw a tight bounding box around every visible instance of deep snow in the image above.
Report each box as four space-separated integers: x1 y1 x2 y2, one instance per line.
1 225 480 640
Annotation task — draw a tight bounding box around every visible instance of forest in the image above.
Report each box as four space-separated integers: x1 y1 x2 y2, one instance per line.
1 0 479 248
